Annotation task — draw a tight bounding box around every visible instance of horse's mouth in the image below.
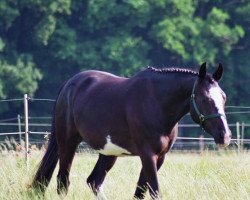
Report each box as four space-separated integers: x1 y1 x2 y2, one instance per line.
217 137 231 148
216 131 231 148
217 143 230 148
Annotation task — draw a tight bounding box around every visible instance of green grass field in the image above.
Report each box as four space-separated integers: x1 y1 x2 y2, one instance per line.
0 151 249 200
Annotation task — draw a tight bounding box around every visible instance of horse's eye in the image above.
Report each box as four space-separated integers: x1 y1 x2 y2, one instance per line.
202 98 206 103
209 79 215 84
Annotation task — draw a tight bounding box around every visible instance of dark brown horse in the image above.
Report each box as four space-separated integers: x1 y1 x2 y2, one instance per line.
32 63 231 199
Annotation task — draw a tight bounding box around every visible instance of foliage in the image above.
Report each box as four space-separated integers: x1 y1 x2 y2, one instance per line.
0 55 42 98
0 0 250 124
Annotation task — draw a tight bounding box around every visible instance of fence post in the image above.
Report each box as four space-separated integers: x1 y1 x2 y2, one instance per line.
241 122 245 151
236 122 240 154
17 114 21 144
199 134 204 154
24 94 29 164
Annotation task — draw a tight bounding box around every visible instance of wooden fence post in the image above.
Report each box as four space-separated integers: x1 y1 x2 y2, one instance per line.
17 114 21 145
24 94 29 165
241 122 245 151
236 122 240 154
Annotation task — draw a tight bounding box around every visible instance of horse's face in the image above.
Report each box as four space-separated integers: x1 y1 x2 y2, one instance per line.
190 63 231 147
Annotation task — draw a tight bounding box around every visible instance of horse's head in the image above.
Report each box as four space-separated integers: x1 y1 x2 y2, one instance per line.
190 63 231 147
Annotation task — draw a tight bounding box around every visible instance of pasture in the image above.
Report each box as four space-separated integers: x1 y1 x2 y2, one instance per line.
0 151 249 200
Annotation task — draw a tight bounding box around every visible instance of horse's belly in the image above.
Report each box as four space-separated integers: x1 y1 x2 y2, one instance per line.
97 135 132 156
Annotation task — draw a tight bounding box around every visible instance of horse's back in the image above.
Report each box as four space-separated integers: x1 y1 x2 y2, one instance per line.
68 70 127 102
67 70 125 88
57 70 127 118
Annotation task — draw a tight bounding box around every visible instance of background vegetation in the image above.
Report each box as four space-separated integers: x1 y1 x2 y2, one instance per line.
1 2 249 197
0 0 250 128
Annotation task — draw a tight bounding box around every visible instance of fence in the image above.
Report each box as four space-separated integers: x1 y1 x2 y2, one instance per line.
0 94 55 163
1 94 250 163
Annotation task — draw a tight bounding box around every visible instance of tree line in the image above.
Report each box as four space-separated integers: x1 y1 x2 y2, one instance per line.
0 0 250 124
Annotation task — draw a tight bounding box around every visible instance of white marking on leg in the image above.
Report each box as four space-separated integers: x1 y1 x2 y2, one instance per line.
98 135 131 156
96 185 107 200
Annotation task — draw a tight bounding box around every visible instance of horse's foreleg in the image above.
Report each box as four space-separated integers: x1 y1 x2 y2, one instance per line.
135 155 165 199
134 169 147 199
137 152 159 199
87 154 117 198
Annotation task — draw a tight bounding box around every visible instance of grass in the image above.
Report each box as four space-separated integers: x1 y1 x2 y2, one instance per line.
0 151 250 200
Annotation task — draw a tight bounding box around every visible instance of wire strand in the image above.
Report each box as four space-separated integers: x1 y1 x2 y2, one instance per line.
226 106 250 109
0 98 23 102
0 117 18 122
29 98 56 102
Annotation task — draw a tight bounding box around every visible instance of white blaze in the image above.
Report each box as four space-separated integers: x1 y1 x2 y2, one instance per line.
98 135 131 156
209 86 225 116
209 86 231 145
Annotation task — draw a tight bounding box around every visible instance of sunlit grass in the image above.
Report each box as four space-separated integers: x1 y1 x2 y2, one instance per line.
0 151 249 200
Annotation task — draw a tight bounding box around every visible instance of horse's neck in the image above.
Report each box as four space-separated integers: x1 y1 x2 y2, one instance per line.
173 75 197 113
158 74 197 127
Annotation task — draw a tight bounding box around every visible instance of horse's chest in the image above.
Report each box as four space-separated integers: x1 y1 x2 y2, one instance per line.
98 135 132 156
157 134 177 154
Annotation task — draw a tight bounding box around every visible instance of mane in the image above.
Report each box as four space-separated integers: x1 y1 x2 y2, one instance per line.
146 66 198 76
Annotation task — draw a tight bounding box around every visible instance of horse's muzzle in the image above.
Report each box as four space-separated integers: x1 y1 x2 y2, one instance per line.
217 131 231 148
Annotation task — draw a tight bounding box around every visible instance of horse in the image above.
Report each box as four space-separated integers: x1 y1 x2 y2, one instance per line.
32 62 231 199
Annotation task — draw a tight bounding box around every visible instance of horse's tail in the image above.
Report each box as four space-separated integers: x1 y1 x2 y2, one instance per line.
32 83 66 192
31 110 58 191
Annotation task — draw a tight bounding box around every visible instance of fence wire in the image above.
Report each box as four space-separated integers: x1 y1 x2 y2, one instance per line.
0 96 250 152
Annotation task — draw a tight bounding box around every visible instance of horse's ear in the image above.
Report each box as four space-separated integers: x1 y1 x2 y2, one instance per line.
213 63 223 81
198 62 206 80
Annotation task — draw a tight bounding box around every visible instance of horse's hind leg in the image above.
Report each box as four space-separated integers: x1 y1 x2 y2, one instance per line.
57 131 81 195
87 154 117 198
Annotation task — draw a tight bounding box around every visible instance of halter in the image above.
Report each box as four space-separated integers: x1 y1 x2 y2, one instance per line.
190 81 226 126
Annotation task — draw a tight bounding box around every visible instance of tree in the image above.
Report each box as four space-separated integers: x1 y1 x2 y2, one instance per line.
0 0 249 128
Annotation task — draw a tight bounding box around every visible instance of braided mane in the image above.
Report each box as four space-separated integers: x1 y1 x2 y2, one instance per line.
147 66 198 75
